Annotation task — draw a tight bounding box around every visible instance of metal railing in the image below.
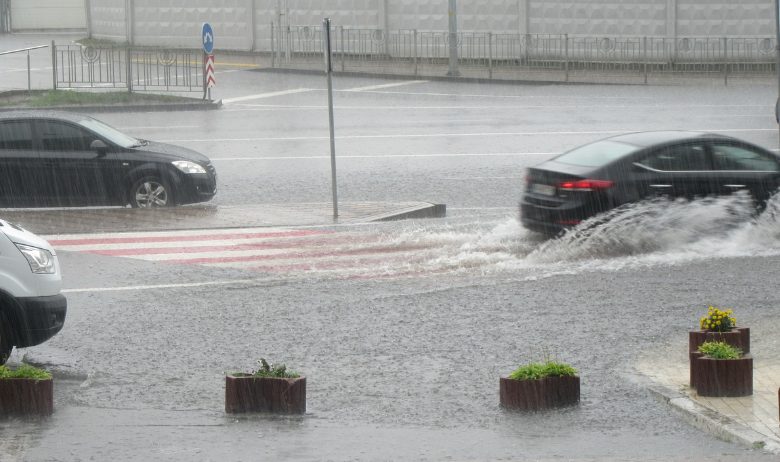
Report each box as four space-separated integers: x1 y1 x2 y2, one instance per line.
271 26 777 83
53 44 203 93
0 44 48 92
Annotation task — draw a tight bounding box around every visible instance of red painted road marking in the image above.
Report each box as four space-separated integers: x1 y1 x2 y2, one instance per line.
48 229 327 246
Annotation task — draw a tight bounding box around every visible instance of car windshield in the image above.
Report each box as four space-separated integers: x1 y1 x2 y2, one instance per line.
555 140 638 167
77 117 141 148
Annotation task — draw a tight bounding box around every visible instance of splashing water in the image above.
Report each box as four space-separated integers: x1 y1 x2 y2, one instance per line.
390 190 780 278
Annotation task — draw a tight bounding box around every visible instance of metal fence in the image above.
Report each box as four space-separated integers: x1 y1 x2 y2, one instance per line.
53 44 204 93
271 27 777 83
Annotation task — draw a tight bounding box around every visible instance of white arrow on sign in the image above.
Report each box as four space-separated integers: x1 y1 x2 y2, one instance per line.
203 32 213 46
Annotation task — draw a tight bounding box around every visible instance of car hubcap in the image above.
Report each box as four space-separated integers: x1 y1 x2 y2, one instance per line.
135 181 168 207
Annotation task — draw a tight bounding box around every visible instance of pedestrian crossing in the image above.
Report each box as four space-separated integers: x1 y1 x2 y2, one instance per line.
44 227 437 278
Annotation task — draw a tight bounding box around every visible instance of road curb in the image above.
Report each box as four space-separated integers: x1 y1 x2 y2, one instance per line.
368 203 447 222
647 384 780 455
0 100 222 113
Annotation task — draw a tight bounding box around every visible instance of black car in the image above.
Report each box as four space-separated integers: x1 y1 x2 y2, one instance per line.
520 131 780 235
0 110 217 207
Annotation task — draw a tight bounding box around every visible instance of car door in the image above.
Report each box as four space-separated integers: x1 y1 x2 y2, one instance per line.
0 119 48 206
34 119 121 206
709 142 780 204
632 142 715 200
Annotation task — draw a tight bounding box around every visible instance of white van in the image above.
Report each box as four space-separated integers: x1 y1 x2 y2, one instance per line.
0 218 67 363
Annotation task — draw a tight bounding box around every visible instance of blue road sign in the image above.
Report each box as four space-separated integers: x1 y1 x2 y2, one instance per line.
202 23 214 54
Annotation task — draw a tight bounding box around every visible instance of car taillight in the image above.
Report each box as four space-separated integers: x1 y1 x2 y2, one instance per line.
558 179 614 192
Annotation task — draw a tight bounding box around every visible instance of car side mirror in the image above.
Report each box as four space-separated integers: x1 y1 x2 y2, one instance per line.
90 139 109 155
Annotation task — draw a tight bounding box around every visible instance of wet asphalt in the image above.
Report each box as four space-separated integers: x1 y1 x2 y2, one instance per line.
1 41 780 460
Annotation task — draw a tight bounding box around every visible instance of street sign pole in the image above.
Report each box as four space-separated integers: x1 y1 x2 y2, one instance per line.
323 18 339 221
202 23 214 100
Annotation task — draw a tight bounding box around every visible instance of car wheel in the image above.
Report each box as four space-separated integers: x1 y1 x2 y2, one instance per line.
129 176 174 208
0 312 13 365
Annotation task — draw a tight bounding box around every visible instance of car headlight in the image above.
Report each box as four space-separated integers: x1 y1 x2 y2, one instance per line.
172 161 207 174
15 244 55 274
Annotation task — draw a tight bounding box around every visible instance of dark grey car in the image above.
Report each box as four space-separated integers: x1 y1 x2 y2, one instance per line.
520 131 780 235
0 110 217 207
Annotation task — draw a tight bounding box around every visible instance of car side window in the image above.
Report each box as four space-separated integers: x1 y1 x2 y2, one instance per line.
711 144 779 172
37 120 95 151
637 144 709 171
0 121 33 150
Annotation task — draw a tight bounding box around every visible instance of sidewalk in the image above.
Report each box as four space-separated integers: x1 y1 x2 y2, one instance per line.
0 202 446 234
638 323 780 454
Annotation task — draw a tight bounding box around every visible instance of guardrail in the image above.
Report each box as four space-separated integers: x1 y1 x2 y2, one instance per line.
271 27 777 83
0 44 49 92
53 44 203 93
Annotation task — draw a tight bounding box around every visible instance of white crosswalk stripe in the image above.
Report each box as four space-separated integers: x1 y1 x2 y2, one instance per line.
45 227 436 278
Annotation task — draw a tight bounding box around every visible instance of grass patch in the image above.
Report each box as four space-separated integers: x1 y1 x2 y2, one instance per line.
508 361 577 381
698 341 742 359
0 90 201 108
249 359 300 379
0 363 52 380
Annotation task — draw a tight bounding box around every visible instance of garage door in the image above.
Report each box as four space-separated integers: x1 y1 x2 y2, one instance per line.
11 0 86 31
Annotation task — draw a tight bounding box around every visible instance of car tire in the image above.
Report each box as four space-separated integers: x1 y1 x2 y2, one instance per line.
0 312 13 365
128 176 175 208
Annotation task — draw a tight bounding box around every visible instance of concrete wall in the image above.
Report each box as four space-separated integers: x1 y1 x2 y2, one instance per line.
88 0 775 51
10 0 86 31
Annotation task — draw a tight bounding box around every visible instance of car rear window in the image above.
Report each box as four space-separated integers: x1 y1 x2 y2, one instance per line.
555 140 637 167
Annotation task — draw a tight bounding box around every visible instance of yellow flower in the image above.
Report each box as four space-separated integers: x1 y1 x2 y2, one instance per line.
715 320 721 325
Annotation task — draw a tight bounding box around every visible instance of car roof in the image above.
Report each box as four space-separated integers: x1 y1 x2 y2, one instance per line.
607 130 731 147
0 110 90 123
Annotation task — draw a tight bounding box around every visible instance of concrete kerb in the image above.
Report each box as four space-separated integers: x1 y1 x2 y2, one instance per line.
0 101 222 113
647 384 780 455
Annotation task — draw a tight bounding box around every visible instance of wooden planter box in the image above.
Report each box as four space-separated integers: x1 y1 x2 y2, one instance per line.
689 327 750 354
500 375 580 411
225 374 306 414
693 355 752 397
689 351 703 389
0 378 53 416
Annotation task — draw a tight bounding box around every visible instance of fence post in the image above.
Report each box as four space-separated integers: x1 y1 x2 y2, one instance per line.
564 34 569 82
488 32 493 79
340 25 345 72
723 37 728 86
26 50 31 93
126 47 133 93
643 36 648 84
271 21 275 68
413 29 418 76
51 40 57 90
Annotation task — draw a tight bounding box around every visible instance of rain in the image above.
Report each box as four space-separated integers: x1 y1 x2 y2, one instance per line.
1 1 780 460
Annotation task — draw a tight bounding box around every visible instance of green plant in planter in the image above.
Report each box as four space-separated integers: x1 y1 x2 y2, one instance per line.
250 358 300 379
698 341 742 359
0 363 52 380
508 361 577 381
699 306 736 332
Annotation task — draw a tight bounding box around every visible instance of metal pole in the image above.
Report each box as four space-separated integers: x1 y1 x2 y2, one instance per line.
643 36 648 84
488 32 492 79
51 40 57 90
723 37 728 86
564 34 569 82
26 50 30 93
271 21 275 68
323 18 338 220
447 0 459 76
413 29 418 76
340 25 345 72
126 47 133 93
776 0 780 146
